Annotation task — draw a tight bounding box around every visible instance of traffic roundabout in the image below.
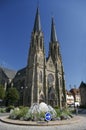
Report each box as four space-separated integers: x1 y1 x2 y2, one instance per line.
0 115 80 126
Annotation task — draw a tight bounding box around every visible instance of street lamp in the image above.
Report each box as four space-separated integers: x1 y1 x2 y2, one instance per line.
20 86 24 106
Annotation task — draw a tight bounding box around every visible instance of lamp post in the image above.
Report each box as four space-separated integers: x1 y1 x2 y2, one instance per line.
21 86 28 106
20 86 24 106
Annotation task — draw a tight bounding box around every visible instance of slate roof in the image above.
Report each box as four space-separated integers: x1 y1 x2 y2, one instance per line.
0 67 9 84
13 67 26 82
70 88 80 95
0 67 16 80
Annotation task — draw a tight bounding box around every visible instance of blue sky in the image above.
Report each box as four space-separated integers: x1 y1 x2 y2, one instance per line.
0 0 86 89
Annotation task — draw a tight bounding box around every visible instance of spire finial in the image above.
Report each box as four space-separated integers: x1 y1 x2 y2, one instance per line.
50 17 57 42
33 7 41 33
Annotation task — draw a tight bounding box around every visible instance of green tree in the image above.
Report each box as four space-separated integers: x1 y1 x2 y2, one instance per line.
6 87 19 106
0 85 5 100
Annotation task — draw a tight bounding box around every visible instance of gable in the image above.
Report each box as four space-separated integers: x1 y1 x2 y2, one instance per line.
46 56 55 72
0 68 9 85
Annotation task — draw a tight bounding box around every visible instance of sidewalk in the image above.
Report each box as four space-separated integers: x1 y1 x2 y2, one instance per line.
0 115 81 126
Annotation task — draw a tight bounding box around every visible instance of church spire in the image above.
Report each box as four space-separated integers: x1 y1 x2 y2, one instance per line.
33 7 41 33
50 17 57 42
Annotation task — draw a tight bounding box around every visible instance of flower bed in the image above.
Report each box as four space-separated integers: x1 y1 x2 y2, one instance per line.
9 102 73 121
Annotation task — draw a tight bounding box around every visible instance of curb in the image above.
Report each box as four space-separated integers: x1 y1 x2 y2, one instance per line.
0 116 81 126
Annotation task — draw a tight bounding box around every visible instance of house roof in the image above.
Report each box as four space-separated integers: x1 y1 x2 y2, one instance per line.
70 88 80 94
66 90 72 95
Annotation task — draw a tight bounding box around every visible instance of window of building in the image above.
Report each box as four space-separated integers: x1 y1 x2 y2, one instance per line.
58 77 62 87
39 71 42 83
40 37 42 49
36 35 38 44
47 73 54 85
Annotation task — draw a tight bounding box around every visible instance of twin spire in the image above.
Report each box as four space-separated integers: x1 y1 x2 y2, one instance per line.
33 8 41 33
51 17 58 42
33 7 58 42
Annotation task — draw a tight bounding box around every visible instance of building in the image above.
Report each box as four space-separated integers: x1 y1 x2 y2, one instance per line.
13 68 26 105
79 81 86 106
70 88 81 106
0 67 8 86
66 90 74 106
13 8 66 108
2 67 16 83
22 8 66 108
0 67 16 88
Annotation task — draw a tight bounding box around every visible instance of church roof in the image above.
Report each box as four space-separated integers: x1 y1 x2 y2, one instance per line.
0 67 9 84
2 67 16 79
33 7 41 33
13 67 26 82
50 17 58 42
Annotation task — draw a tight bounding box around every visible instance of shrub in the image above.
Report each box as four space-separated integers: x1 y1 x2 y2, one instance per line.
0 85 5 100
6 105 15 112
18 107 28 119
54 106 60 109
19 106 25 109
9 105 73 121
9 107 29 120
54 107 72 118
39 111 45 118
19 106 29 110
23 111 31 121
9 108 20 119
5 87 19 106
55 108 62 117
62 108 71 115
0 108 6 113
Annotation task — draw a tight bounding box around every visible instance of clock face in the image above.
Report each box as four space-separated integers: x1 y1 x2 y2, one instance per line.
47 74 54 85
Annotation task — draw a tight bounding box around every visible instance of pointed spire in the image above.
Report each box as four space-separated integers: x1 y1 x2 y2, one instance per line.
50 17 58 42
33 7 41 33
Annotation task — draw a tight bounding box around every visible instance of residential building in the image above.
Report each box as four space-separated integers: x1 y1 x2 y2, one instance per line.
70 88 81 106
66 90 74 106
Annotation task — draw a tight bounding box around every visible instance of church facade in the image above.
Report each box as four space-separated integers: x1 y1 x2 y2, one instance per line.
23 8 66 108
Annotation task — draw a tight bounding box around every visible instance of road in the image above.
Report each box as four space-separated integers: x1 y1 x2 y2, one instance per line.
0 110 86 130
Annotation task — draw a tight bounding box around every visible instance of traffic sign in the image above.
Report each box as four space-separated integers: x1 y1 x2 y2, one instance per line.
45 112 51 121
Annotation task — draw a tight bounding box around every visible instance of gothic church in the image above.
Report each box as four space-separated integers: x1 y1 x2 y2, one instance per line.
13 8 66 108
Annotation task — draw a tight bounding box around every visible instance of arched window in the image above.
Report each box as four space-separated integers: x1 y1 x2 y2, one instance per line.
47 73 54 86
51 93 55 100
39 71 42 83
36 36 38 44
31 37 34 47
58 47 60 55
58 77 62 87
40 37 42 49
